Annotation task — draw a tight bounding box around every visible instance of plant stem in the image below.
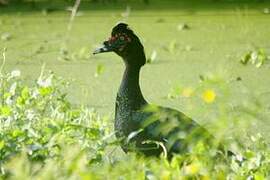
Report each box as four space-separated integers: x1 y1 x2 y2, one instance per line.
67 0 81 32
0 48 7 106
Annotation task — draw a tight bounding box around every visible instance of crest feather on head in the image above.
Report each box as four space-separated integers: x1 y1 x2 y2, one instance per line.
112 23 134 36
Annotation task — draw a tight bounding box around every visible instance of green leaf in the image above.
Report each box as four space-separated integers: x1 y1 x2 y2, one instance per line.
95 64 105 77
4 92 11 99
0 140 5 150
240 51 251 65
78 47 89 60
177 23 190 31
1 32 12 41
244 150 255 159
169 40 177 53
21 86 30 99
254 173 265 180
147 50 157 64
240 49 269 68
39 87 53 96
0 106 11 116
16 96 25 106
12 129 24 138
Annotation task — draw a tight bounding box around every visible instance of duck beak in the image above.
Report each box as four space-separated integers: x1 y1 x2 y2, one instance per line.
93 41 113 55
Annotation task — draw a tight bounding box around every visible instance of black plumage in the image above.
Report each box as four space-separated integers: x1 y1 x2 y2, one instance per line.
94 23 225 158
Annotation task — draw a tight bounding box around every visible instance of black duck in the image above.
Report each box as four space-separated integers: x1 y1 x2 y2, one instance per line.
93 23 227 158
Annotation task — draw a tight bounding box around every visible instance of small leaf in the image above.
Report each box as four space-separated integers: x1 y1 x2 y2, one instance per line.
39 87 53 96
254 173 265 180
12 129 24 138
199 75 205 82
236 77 242 81
240 51 251 65
60 47 68 55
185 45 192 51
34 45 45 54
95 64 105 77
0 140 5 150
177 23 190 31
251 51 258 64
256 61 263 68
16 96 25 106
181 87 193 98
147 50 157 64
1 32 12 41
78 47 89 60
169 40 177 53
121 6 131 18
0 106 12 116
21 86 30 99
156 18 165 23
240 49 269 67
184 162 200 175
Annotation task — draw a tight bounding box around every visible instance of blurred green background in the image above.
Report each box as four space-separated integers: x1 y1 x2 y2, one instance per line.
1 0 270 139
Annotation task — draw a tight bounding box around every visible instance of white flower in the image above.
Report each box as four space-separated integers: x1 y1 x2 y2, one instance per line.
236 154 243 162
26 110 35 121
37 75 52 87
32 89 39 99
5 97 12 105
10 70 21 78
3 117 13 127
9 82 17 95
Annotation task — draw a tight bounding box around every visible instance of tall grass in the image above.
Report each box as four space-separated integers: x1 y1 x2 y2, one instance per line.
0 65 269 179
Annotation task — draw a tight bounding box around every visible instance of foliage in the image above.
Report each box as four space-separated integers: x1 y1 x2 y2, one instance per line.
240 49 270 68
0 69 115 179
0 69 268 179
146 50 157 64
0 0 269 178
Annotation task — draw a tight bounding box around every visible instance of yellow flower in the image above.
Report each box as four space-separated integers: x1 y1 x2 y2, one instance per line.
202 89 216 103
181 87 194 98
184 163 200 175
161 171 171 180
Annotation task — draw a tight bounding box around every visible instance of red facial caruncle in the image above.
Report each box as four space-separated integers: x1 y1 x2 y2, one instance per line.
109 33 131 44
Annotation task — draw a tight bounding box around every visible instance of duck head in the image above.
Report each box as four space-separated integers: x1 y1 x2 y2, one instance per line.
93 23 146 67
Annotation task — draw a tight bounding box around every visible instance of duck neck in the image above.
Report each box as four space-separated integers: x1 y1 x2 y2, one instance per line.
117 62 147 110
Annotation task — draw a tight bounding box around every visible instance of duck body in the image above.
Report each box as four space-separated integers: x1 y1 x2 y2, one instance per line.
115 93 214 157
114 62 214 157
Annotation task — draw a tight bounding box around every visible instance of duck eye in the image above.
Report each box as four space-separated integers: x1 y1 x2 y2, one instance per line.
120 36 125 41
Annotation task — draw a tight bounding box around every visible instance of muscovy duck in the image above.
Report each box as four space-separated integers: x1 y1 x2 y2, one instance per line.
93 23 226 158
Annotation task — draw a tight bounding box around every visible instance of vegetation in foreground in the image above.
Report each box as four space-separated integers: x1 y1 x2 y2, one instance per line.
0 65 269 179
0 1 270 179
